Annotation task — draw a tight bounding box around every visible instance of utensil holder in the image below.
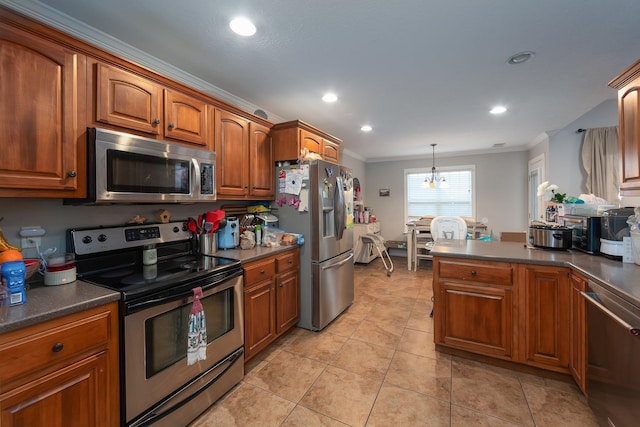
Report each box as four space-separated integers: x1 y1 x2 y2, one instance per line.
199 234 217 255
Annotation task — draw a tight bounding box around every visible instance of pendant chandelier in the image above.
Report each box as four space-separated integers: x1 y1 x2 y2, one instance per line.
423 144 448 189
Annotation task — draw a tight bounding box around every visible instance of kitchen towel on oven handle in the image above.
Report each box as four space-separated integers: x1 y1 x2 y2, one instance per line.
187 287 207 365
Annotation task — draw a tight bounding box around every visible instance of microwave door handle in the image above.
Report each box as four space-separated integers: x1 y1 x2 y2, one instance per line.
192 158 201 196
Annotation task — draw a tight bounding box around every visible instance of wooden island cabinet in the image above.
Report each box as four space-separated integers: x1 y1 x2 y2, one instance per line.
0 302 120 427
434 257 576 377
569 272 588 394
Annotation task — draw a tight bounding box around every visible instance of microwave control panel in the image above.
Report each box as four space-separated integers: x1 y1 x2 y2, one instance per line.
201 163 214 195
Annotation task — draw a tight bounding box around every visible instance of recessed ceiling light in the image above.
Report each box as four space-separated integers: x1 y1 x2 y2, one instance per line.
322 93 338 103
490 105 507 114
360 125 372 132
507 51 535 65
229 17 256 36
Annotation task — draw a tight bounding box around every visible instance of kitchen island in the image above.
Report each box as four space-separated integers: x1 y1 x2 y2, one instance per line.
430 239 640 394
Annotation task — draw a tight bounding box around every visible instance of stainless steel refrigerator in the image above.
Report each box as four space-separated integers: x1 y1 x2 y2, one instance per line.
275 159 354 331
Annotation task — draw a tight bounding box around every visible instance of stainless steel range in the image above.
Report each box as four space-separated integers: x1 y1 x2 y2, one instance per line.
68 221 244 427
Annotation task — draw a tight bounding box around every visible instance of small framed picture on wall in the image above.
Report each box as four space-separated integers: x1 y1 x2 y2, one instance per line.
379 188 390 197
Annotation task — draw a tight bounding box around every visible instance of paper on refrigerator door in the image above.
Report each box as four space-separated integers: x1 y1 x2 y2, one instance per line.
298 188 309 212
284 169 304 195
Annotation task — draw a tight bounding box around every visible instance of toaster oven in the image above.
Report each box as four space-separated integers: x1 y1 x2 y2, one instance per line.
563 214 601 254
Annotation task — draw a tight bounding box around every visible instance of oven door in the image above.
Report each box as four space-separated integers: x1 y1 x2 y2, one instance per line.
124 273 243 426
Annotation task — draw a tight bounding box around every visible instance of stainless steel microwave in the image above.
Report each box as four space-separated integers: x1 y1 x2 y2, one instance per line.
66 128 215 204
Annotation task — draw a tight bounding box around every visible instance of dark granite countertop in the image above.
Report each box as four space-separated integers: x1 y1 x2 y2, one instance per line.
431 240 640 307
0 244 300 335
0 280 120 335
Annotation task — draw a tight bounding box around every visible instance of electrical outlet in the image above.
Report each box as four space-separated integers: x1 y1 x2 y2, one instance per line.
21 237 40 249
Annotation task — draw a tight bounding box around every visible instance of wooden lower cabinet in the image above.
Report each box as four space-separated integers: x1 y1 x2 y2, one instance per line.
0 302 119 427
569 272 588 394
243 248 300 362
522 265 570 372
434 258 515 360
435 257 582 380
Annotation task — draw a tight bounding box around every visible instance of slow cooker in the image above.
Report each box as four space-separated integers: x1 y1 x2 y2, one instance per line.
528 224 573 249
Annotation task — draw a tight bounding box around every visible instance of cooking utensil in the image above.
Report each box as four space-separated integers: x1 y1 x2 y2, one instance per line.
203 222 213 234
186 217 201 234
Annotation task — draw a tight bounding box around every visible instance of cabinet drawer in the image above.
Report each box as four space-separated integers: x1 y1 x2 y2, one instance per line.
0 311 110 385
276 250 299 273
244 258 276 286
438 259 513 286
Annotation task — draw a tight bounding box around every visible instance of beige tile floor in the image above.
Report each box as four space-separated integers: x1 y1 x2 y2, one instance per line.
191 257 598 427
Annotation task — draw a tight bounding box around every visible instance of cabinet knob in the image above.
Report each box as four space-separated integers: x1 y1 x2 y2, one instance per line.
471 270 477 276
67 170 77 178
288 259 292 264
152 118 160 125
260 269 265 274
168 122 175 129
279 283 283 287
52 342 64 353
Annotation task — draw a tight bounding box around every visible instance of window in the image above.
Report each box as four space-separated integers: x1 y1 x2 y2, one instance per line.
404 166 475 225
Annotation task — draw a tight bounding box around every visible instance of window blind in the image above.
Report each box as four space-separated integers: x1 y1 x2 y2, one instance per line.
405 167 474 223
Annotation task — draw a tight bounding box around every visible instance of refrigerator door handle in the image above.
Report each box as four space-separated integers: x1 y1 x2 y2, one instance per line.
334 175 346 240
321 252 354 270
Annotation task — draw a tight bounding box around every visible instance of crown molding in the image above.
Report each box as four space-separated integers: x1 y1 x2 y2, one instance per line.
0 0 285 123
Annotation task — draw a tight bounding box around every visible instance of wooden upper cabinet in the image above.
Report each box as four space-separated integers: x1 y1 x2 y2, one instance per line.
95 63 211 148
609 60 640 195
300 129 323 155
323 139 340 163
164 89 209 147
215 109 250 198
272 120 342 164
0 21 84 196
95 63 162 135
249 122 274 198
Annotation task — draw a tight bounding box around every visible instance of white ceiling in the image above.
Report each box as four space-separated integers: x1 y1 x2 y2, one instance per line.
8 0 640 161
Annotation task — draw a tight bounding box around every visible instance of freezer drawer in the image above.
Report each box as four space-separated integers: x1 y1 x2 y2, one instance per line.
312 250 355 330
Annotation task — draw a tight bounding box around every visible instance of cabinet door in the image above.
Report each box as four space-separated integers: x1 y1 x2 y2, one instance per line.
215 109 249 198
523 266 570 370
248 122 274 198
276 269 299 334
0 24 82 194
436 282 513 359
96 63 162 135
569 272 587 394
300 129 323 155
0 352 111 427
619 84 640 192
244 280 276 361
323 139 340 163
164 89 209 147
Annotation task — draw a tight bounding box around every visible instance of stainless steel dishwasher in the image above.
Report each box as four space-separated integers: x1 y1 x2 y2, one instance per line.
582 280 640 427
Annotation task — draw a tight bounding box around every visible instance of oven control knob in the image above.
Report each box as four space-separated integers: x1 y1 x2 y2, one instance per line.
173 226 180 233
82 235 92 244
98 234 107 242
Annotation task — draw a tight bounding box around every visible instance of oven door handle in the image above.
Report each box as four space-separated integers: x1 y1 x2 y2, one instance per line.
581 291 640 336
129 347 243 427
126 270 242 313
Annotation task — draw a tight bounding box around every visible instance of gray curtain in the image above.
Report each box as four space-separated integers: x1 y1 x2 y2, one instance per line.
581 126 619 204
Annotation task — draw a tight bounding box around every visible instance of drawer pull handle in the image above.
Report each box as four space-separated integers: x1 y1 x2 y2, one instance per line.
52 343 64 353
260 269 265 274
287 259 292 264
471 270 477 276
